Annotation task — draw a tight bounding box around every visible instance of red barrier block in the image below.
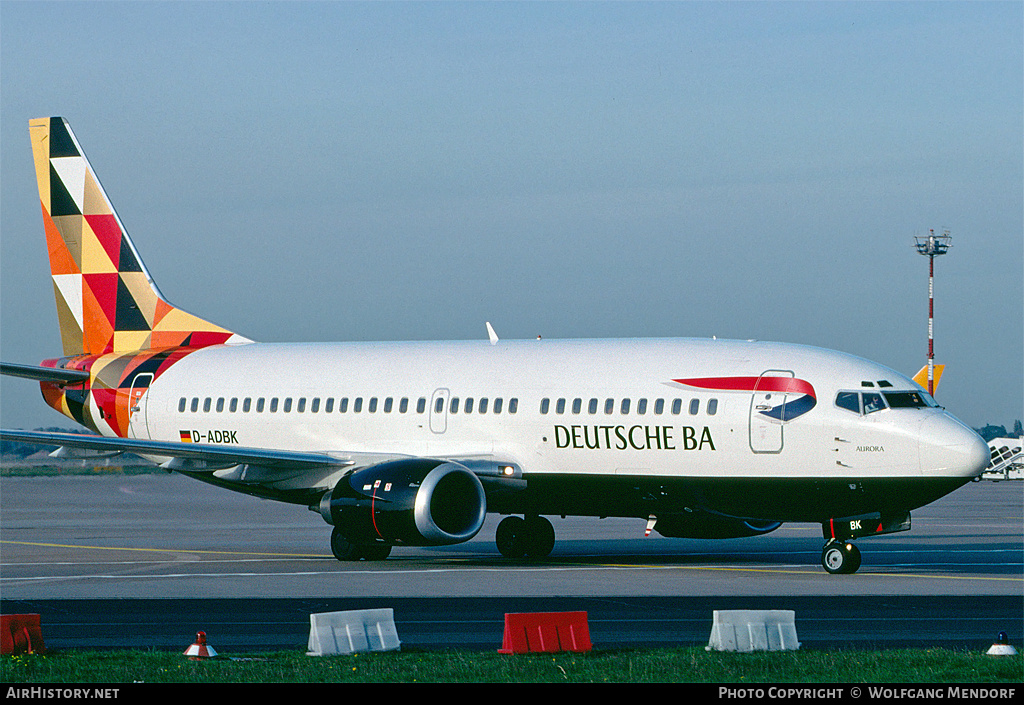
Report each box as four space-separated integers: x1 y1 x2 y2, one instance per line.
498 611 592 654
1 614 46 655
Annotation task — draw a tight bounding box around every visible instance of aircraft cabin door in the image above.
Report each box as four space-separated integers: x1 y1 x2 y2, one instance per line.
127 373 153 439
430 388 449 434
749 370 792 454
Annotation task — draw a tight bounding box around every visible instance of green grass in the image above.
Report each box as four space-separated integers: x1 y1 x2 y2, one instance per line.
3 648 1021 683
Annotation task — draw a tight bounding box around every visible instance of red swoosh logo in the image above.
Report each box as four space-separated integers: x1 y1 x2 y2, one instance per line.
672 376 816 400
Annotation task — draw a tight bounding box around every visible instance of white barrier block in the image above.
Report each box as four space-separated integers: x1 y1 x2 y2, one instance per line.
706 610 800 652
307 608 401 656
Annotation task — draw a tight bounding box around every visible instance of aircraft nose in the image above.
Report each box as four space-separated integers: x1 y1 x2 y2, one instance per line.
918 414 990 478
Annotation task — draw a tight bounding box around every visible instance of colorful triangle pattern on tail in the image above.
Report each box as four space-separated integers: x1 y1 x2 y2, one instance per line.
29 117 249 356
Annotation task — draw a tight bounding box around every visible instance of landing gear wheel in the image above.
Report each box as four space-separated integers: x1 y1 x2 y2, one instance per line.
821 541 861 574
331 529 393 561
331 527 362 561
496 516 527 559
496 515 556 560
523 515 555 559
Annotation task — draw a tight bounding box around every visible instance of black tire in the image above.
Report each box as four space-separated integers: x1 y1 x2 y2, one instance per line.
845 542 862 573
523 515 555 559
495 516 527 559
821 541 861 574
330 527 362 561
360 542 393 561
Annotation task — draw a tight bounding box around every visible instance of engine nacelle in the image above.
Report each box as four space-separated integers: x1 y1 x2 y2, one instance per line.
319 458 487 546
654 511 781 539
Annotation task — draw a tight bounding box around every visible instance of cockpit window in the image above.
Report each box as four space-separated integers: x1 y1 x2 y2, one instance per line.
836 389 936 415
835 392 861 414
883 391 930 408
862 392 885 413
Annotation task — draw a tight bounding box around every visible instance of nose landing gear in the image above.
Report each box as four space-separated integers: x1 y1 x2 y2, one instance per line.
820 510 910 575
821 540 861 574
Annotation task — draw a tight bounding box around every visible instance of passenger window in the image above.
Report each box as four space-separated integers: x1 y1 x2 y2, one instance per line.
353 397 363 413
671 399 682 415
204 398 212 412
270 398 279 413
637 399 647 415
368 397 378 413
588 398 598 414
243 397 252 412
191 397 199 412
835 392 861 414
556 398 566 414
215 397 225 413
178 398 186 413
464 398 473 414
509 398 518 414
450 397 459 414
494 398 503 414
434 397 444 414
399 398 408 413
229 398 238 413
620 398 630 414
654 399 664 415
708 399 718 415
572 398 582 414
297 398 306 412
311 398 320 413
339 397 349 413
605 398 614 414
283 398 292 413
417 397 426 413
478 398 487 414
540 398 550 414
256 398 265 413
689 398 699 415
384 397 393 413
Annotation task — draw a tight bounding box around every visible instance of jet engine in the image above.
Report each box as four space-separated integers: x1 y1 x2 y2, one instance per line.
319 458 487 546
653 510 781 539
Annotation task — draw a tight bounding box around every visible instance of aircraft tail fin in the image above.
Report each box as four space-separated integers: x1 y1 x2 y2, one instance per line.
29 117 250 357
913 364 944 393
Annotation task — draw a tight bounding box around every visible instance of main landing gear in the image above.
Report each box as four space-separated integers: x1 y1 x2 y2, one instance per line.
821 540 861 575
330 527 393 561
495 515 555 559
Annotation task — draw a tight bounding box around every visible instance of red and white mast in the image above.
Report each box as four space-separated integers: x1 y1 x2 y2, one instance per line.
914 229 951 396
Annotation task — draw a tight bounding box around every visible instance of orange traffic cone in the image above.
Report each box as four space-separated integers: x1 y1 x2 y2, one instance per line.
183 631 217 659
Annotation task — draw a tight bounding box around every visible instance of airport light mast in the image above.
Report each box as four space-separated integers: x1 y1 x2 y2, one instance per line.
914 229 951 396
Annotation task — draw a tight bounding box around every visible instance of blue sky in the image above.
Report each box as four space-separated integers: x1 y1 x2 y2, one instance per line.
1 1 1021 431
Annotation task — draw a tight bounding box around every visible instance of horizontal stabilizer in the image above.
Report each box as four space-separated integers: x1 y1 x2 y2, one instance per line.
1 362 90 383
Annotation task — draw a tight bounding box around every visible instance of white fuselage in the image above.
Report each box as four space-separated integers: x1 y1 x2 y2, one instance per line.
128 338 983 499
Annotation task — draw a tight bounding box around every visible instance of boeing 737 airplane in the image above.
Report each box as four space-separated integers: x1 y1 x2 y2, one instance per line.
1 117 990 574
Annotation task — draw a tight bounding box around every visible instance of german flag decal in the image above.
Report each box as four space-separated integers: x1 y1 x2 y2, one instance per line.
179 430 192 443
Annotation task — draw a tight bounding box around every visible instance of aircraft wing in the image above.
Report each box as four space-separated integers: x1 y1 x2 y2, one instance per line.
0 428 351 472
0 428 521 505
